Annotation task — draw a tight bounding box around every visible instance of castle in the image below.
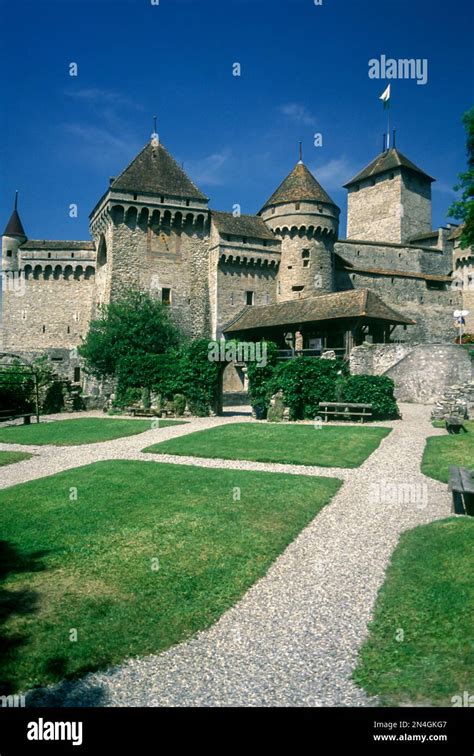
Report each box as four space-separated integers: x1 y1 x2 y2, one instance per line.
1 129 470 395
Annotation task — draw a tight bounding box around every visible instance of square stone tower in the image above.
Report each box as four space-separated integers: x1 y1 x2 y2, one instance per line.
344 147 434 243
88 136 212 339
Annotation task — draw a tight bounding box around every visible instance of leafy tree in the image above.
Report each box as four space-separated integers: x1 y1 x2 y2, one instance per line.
79 289 183 379
0 361 34 413
449 106 474 248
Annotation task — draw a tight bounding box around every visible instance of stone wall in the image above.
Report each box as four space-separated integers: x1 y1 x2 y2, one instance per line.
336 239 451 277
335 267 460 344
1 270 95 352
350 343 412 376
101 213 211 339
215 260 278 337
275 230 334 301
350 343 472 403
346 167 431 244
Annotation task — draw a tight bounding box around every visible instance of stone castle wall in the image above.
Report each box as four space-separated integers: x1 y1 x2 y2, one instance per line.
99 212 211 339
215 261 278 337
1 266 95 352
335 267 460 343
336 239 451 276
346 168 431 244
350 343 472 404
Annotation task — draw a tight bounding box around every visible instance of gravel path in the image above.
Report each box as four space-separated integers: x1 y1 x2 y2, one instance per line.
13 403 452 707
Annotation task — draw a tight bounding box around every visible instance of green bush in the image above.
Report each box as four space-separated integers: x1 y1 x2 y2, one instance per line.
0 362 34 413
115 340 222 417
270 358 348 420
113 386 142 409
339 375 399 419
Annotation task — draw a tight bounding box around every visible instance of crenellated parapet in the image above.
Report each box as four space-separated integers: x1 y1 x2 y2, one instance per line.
219 252 279 269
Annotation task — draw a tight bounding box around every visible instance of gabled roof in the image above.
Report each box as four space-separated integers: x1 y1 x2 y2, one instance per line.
3 209 26 238
224 289 415 333
344 148 435 188
111 142 208 201
21 240 95 251
260 161 337 210
211 211 276 241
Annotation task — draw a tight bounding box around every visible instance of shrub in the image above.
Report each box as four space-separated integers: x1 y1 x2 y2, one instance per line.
269 358 348 420
0 362 34 413
339 375 399 419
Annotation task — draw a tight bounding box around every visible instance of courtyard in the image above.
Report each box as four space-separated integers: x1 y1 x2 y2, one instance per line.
0 403 468 707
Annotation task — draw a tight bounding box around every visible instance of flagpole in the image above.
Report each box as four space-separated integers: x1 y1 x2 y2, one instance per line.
387 104 390 150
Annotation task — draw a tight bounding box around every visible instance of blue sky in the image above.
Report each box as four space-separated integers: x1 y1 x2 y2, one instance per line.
1 0 473 241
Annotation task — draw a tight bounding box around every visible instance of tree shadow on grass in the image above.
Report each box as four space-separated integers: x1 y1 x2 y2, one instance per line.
0 540 110 706
0 539 47 696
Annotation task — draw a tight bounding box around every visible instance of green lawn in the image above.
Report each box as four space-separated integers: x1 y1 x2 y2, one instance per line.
0 460 341 693
144 422 391 468
0 451 33 467
0 418 186 446
353 518 474 706
421 420 474 483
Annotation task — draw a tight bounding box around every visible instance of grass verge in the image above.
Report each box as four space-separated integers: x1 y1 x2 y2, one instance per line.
353 518 474 706
144 422 391 468
0 459 341 693
0 418 186 446
422 421 474 483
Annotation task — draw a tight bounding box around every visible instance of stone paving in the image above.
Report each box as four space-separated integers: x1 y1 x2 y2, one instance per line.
0 405 452 707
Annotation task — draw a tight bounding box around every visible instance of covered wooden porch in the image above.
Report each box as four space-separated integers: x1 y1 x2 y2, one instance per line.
223 289 415 359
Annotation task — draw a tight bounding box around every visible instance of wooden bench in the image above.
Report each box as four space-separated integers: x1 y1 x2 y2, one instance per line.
319 402 373 423
0 409 34 425
126 406 157 418
448 466 474 516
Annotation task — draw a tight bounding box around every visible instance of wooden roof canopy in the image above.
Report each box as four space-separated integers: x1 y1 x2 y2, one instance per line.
224 289 415 334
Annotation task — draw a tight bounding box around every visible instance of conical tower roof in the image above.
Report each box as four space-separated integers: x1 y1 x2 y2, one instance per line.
3 208 26 239
261 161 336 211
111 141 208 201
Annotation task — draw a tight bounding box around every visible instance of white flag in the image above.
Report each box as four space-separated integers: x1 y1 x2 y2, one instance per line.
380 84 391 108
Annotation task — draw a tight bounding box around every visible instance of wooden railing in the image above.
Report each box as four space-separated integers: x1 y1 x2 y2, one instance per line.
276 348 347 360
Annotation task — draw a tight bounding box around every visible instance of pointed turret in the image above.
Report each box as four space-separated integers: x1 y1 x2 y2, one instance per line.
2 192 27 273
260 155 340 301
261 160 337 211
3 192 27 241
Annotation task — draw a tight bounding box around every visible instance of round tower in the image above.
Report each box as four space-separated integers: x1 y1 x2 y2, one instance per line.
2 192 27 274
259 157 339 302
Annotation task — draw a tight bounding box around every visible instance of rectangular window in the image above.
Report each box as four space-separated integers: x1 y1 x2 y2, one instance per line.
162 287 171 305
246 291 254 306
426 280 445 291
6 250 12 257
74 367 81 382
